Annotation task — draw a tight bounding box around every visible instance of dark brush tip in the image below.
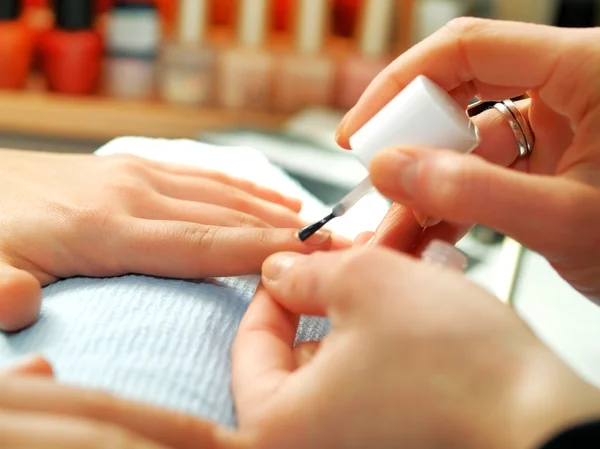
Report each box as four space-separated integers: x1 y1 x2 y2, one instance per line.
297 213 335 241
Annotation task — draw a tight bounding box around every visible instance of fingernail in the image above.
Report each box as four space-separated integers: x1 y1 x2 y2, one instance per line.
413 212 441 228
421 240 468 272
304 229 331 245
263 253 302 281
389 149 419 199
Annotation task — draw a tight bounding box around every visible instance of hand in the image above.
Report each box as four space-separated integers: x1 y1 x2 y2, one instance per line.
232 248 600 449
336 19 600 300
0 357 247 449
0 150 343 332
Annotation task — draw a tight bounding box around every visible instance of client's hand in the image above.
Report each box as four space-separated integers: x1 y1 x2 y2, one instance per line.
0 362 248 449
232 248 600 449
0 150 340 331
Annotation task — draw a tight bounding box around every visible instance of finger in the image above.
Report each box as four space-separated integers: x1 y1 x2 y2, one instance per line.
353 232 374 247
0 378 245 449
145 162 302 212
1 355 54 377
368 203 423 251
370 146 600 256
0 262 42 332
115 218 335 278
337 19 595 146
232 285 299 426
0 409 170 449
149 175 305 228
261 248 407 318
138 196 272 229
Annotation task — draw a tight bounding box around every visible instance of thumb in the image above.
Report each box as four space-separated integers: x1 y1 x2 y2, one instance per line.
0 263 42 332
1 355 53 377
370 147 599 255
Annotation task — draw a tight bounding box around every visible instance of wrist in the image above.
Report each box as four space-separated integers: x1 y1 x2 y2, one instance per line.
452 346 600 449
498 349 600 449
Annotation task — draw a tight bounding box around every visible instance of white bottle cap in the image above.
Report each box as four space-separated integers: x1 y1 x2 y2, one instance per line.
359 0 395 57
238 0 269 48
349 75 480 168
296 0 329 54
175 0 208 45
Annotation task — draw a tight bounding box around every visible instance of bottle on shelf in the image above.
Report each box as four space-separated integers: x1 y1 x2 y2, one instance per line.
158 0 215 106
40 0 103 95
104 0 160 100
336 0 396 110
0 0 35 90
273 0 335 113
217 0 274 111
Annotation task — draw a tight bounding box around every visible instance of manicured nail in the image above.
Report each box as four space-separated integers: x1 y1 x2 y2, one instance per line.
263 253 302 281
421 240 468 272
390 149 419 199
413 212 441 228
304 229 331 245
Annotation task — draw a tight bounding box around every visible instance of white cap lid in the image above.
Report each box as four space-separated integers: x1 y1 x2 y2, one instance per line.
296 0 329 53
349 75 480 168
175 0 208 45
238 0 269 47
359 0 395 57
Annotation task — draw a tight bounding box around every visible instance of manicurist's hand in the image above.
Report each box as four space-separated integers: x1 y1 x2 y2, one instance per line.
232 247 600 449
0 358 247 449
0 150 343 331
336 19 600 301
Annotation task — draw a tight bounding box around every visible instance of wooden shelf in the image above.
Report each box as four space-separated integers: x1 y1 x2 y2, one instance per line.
0 87 290 142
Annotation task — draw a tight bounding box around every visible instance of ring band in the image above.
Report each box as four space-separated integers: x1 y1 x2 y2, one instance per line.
467 97 535 157
493 101 530 157
502 99 535 155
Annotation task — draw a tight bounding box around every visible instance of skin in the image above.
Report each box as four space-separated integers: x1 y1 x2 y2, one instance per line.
0 150 347 332
232 249 600 449
3 17 600 449
335 19 600 301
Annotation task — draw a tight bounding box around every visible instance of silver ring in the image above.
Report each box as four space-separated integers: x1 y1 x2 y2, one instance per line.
502 99 535 154
493 101 533 157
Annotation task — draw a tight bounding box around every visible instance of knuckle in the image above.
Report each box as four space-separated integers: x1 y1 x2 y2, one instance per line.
85 422 141 449
79 388 122 420
237 213 267 228
182 224 219 251
444 16 488 37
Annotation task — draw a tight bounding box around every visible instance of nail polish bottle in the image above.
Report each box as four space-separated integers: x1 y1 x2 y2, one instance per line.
40 0 103 95
336 0 396 110
0 0 35 90
273 0 335 113
413 0 467 42
217 0 274 111
104 1 160 100
158 0 214 106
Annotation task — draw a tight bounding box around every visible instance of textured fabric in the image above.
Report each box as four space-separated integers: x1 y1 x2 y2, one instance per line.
0 137 388 428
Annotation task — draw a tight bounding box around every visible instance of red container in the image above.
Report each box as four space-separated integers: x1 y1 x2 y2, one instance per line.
0 0 35 89
40 0 103 94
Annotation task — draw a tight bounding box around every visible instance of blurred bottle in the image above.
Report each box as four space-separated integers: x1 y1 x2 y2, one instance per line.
158 0 215 106
493 0 559 25
331 0 359 37
273 0 334 113
40 0 103 95
0 0 35 90
336 0 395 110
217 0 273 111
104 0 160 99
412 0 467 42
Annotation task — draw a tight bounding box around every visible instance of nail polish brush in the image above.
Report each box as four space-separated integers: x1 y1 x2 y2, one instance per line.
298 75 481 241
